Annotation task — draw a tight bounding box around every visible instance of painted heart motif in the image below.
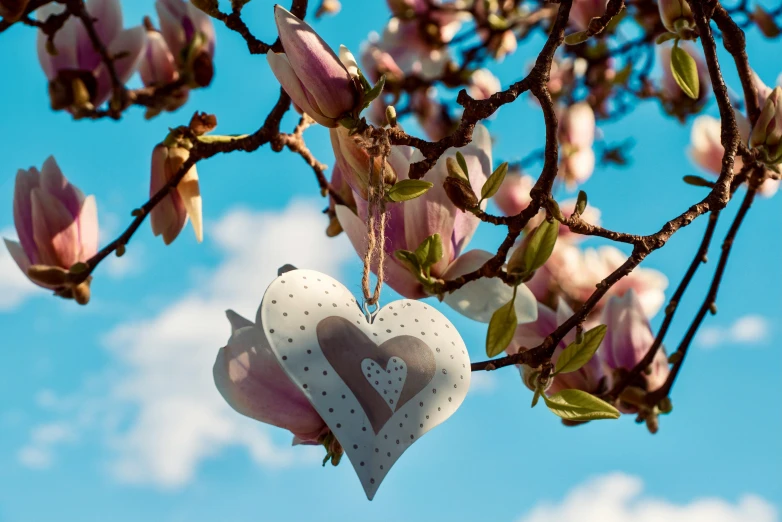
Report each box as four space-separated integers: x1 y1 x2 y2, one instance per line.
258 269 471 500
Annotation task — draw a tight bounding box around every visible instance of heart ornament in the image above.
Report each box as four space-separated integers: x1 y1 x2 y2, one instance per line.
258 269 471 500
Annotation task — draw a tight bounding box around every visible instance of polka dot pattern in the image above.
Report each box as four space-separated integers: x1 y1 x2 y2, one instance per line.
260 269 471 501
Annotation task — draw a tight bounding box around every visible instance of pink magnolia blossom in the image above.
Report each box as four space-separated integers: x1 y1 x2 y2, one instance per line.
214 310 328 444
268 6 359 128
494 172 534 217
526 243 668 319
570 0 608 32
4 157 98 287
335 124 538 323
690 114 780 197
411 88 454 141
558 103 596 188
149 143 203 245
139 30 179 87
36 0 145 110
155 0 215 86
509 300 607 396
361 17 450 84
600 291 669 390
750 86 782 164
468 68 501 101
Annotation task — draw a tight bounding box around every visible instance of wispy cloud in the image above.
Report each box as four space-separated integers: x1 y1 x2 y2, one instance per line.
516 473 778 522
697 315 771 349
469 372 498 395
21 200 355 487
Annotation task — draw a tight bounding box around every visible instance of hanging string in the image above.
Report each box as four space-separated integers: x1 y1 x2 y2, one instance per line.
361 155 387 307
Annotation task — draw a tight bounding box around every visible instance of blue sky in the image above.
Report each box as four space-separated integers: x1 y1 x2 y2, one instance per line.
0 1 780 521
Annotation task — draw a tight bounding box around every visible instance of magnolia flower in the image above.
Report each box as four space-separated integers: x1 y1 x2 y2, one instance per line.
526 243 668 319
558 103 596 188
570 0 608 32
658 0 694 35
0 0 29 22
214 310 329 444
330 126 406 198
4 157 98 289
690 114 780 197
156 0 216 87
335 124 537 323
509 300 607 396
138 29 189 116
494 171 534 217
468 68 501 101
149 143 203 245
36 0 145 110
411 88 454 141
268 5 359 128
750 86 782 165
600 291 669 389
361 17 450 84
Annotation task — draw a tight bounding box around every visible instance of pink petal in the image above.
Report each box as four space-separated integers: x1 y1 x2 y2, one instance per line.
77 195 99 260
94 26 146 106
335 205 424 298
213 323 326 440
40 156 84 219
3 238 33 281
30 188 81 268
149 146 186 245
274 5 355 119
86 0 123 55
156 0 188 59
139 31 178 86
268 52 334 127
13 168 40 264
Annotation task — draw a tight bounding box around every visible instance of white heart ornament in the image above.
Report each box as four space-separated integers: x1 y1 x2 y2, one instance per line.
258 269 471 500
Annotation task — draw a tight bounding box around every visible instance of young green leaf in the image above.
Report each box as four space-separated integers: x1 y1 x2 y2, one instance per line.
670 45 700 100
655 32 678 44
486 292 518 357
542 389 620 421
446 157 470 183
481 162 508 200
682 175 715 187
387 179 434 202
554 324 607 375
362 75 386 109
394 249 423 278
414 233 443 269
507 219 559 275
564 30 590 45
531 387 542 408
455 151 469 179
575 190 588 216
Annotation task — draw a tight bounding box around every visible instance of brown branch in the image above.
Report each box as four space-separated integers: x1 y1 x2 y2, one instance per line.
646 185 757 405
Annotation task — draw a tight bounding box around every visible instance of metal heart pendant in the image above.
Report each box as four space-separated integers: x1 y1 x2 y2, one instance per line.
258 269 471 500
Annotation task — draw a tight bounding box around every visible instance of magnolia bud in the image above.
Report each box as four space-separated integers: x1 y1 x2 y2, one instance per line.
752 6 781 37
73 281 91 305
385 105 397 127
443 176 478 211
658 0 695 36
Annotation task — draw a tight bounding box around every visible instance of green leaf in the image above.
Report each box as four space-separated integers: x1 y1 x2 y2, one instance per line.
531 387 542 408
394 249 421 276
682 175 715 188
387 179 434 202
554 324 607 375
196 134 249 144
455 151 469 179
542 389 620 421
446 157 470 183
485 292 518 358
481 162 508 200
507 219 559 275
362 75 386 109
655 32 678 44
414 233 443 270
575 190 588 215
564 30 590 45
670 45 700 100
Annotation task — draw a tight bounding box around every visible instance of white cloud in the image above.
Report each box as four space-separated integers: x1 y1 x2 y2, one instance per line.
18 422 77 470
517 473 778 522
23 200 354 487
697 315 771 349
0 228 41 311
469 371 498 395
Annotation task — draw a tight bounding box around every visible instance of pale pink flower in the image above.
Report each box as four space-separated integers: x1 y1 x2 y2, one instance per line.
558 103 596 188
4 157 98 287
494 172 534 217
149 144 202 245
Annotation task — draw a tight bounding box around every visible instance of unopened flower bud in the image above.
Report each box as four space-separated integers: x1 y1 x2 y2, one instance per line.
749 86 782 165
443 176 478 211
658 0 695 37
385 105 397 127
751 5 780 38
316 0 341 17
191 50 214 87
72 280 91 305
